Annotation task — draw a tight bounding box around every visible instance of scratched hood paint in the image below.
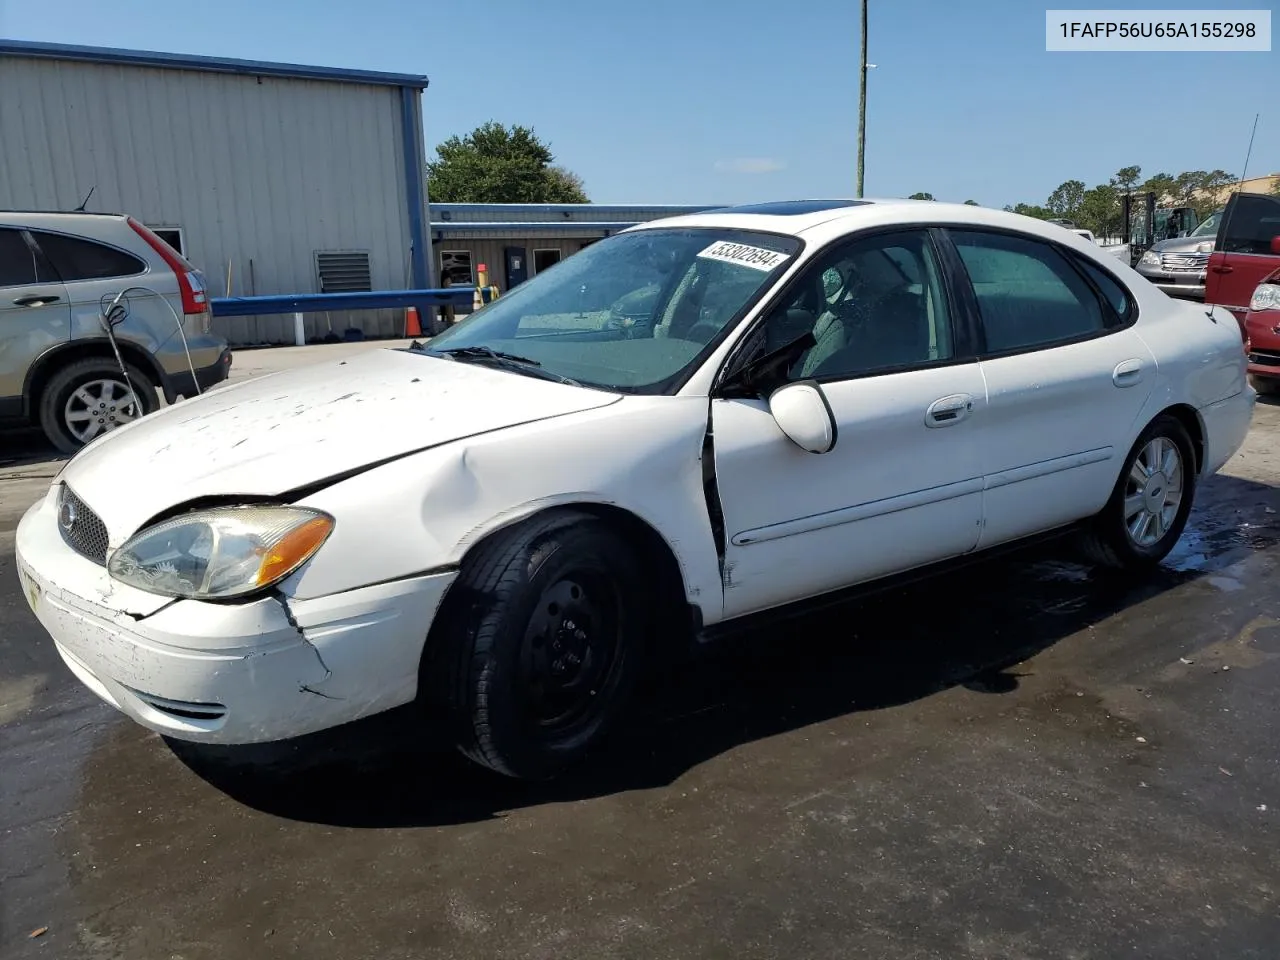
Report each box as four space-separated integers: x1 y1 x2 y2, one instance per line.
59 348 619 541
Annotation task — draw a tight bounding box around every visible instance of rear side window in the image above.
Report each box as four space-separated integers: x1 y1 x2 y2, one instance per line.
1074 256 1133 322
948 229 1107 353
32 231 146 282
0 228 52 286
1218 193 1280 256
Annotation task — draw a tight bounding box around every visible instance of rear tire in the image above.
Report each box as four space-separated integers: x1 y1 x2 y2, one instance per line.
425 511 647 780
1249 373 1280 397
1078 414 1196 570
37 358 158 455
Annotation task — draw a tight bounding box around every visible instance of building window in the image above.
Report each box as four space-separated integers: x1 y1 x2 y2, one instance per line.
533 248 563 274
148 226 185 256
439 250 474 287
315 250 373 293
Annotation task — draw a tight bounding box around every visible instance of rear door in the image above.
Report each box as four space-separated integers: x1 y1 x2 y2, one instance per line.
1206 192 1280 319
941 227 1158 548
26 229 157 349
0 227 70 414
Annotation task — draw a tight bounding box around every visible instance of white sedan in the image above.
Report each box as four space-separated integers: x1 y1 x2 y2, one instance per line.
15 199 1255 779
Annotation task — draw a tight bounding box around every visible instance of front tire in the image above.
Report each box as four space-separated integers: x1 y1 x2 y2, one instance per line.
426 512 646 780
38 358 158 455
1079 414 1196 570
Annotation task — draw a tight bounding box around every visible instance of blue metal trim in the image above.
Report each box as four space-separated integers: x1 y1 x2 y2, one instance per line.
0 39 429 88
431 203 720 219
431 221 648 236
400 88 430 288
211 289 474 318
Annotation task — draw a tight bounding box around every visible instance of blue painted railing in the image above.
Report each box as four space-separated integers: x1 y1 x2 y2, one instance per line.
210 287 478 318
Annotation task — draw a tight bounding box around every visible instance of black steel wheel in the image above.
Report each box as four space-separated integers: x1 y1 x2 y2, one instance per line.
425 511 646 780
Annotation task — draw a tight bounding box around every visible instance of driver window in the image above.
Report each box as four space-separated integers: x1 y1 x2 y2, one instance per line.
762 230 954 381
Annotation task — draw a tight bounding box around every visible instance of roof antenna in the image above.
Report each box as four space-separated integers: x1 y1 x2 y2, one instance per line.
1205 113 1259 322
74 185 96 212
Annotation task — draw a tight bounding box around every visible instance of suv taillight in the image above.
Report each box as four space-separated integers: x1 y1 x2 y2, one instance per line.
127 217 208 316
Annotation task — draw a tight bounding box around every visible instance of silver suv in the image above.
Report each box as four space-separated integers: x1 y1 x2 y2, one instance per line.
1134 209 1223 301
1 212 231 453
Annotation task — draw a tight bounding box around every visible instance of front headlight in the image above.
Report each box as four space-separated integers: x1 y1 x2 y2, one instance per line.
108 505 334 599
1139 250 1161 266
1249 283 1280 313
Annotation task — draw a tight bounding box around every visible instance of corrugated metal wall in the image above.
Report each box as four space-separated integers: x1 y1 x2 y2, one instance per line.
0 57 414 345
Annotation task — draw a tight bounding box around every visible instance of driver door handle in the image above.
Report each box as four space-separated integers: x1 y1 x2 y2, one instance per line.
926 393 974 428
12 295 60 307
1211 264 1233 275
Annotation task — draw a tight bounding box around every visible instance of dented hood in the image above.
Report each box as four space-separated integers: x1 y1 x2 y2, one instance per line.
59 348 619 541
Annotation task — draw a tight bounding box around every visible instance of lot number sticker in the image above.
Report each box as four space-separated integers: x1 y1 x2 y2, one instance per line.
698 241 790 272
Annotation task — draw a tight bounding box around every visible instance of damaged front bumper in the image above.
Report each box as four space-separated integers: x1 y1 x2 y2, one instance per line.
15 489 457 744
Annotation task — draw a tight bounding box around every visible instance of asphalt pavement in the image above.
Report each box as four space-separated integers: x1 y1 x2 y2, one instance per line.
2 351 1279 959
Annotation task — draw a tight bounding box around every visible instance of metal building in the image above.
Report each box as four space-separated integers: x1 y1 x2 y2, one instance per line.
430 203 720 296
0 39 431 346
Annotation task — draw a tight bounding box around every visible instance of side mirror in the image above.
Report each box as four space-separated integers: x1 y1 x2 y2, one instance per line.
1271 235 1280 256
768 381 836 454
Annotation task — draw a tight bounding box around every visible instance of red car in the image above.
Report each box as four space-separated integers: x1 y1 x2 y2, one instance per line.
1205 190 1280 320
1244 266 1280 396
1205 190 1280 396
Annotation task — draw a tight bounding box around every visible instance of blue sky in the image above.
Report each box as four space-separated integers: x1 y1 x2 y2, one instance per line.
2 0 1275 207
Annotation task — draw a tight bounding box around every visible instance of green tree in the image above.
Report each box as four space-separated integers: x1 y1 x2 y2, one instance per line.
1140 172 1177 202
1047 179 1086 221
963 199 979 206
1111 165 1142 193
426 121 589 203
1006 202 1054 220
1193 169 1236 217
1078 183 1121 238
908 192 935 200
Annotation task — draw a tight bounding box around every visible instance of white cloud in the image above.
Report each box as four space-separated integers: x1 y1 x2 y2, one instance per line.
714 157 786 174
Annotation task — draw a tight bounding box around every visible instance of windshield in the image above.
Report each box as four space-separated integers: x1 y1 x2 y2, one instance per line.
1192 210 1223 237
422 227 802 393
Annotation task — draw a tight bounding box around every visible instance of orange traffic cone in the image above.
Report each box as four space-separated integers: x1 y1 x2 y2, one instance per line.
405 306 422 337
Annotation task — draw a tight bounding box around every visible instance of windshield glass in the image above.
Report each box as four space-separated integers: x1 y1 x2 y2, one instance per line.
1192 210 1223 237
422 227 802 393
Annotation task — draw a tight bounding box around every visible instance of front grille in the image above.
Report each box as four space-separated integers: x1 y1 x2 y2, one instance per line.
1161 252 1209 272
57 484 110 565
1249 350 1280 367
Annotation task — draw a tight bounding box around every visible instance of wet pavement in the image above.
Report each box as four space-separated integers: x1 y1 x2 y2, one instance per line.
3 401 1280 959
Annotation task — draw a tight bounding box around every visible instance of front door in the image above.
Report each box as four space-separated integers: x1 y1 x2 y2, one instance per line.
711 228 986 620
1206 192 1280 320
941 227 1158 548
0 227 70 412
505 246 529 289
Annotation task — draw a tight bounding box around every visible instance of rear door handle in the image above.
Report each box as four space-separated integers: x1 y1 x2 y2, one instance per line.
925 393 974 428
1113 358 1145 388
12 295 60 307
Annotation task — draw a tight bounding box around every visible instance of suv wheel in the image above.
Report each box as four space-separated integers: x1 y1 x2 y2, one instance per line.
38 358 158 455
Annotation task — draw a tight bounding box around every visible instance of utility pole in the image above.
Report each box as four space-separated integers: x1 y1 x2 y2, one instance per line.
856 0 868 198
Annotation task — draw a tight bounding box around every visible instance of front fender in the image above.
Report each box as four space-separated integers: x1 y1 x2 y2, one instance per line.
280 396 725 623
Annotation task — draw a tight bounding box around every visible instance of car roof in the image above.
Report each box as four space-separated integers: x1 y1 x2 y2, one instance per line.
1 210 129 222
627 198 1113 255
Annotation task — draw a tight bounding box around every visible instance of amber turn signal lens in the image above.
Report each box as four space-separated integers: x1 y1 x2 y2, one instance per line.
256 516 334 586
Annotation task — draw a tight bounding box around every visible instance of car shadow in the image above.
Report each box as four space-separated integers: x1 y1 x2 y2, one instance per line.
166 474 1279 829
